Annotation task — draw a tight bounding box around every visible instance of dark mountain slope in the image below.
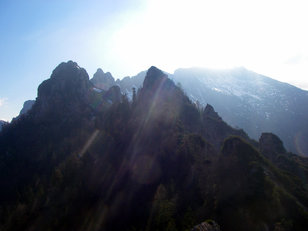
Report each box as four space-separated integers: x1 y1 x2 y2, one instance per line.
217 136 308 231
0 62 308 231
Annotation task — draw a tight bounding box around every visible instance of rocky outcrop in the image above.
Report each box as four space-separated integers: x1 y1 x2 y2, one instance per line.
203 104 222 121
143 66 174 91
34 61 92 118
91 68 116 90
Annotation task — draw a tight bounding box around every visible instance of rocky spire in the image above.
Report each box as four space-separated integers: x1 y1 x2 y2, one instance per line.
34 61 92 118
203 104 222 121
143 66 174 90
91 68 115 90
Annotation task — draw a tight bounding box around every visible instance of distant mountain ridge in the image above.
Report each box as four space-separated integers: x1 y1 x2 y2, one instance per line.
90 67 308 156
173 67 308 156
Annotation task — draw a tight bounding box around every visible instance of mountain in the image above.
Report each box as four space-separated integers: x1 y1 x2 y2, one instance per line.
1 61 308 231
173 67 308 156
90 69 146 99
116 70 146 95
91 67 308 156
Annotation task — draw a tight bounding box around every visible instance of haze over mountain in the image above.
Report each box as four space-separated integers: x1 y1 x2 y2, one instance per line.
1 61 308 231
89 67 308 156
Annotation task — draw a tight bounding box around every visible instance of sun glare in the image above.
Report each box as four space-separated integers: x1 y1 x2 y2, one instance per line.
107 0 308 89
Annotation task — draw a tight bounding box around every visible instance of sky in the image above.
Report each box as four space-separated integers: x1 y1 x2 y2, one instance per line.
1 0 308 121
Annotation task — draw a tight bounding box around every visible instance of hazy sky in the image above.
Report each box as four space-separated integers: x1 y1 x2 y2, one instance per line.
1 0 308 121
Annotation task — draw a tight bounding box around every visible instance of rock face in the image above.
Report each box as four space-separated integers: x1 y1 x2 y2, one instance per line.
143 66 168 89
91 68 116 90
131 66 180 130
19 100 35 116
140 66 176 99
134 66 174 107
34 61 92 118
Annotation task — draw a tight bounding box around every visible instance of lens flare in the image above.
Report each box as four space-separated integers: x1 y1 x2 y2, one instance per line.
294 131 308 156
79 129 100 157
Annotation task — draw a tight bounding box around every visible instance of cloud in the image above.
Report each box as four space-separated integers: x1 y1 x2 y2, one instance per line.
0 98 7 107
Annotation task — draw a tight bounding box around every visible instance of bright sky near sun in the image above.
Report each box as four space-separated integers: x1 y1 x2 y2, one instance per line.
1 0 308 121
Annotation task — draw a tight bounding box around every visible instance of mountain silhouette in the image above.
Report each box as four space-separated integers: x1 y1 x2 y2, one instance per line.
0 62 308 231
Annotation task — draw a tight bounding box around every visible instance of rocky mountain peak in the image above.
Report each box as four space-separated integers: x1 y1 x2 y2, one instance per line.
49 60 86 80
35 61 92 118
91 68 115 90
147 66 165 77
143 66 172 90
95 68 104 75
